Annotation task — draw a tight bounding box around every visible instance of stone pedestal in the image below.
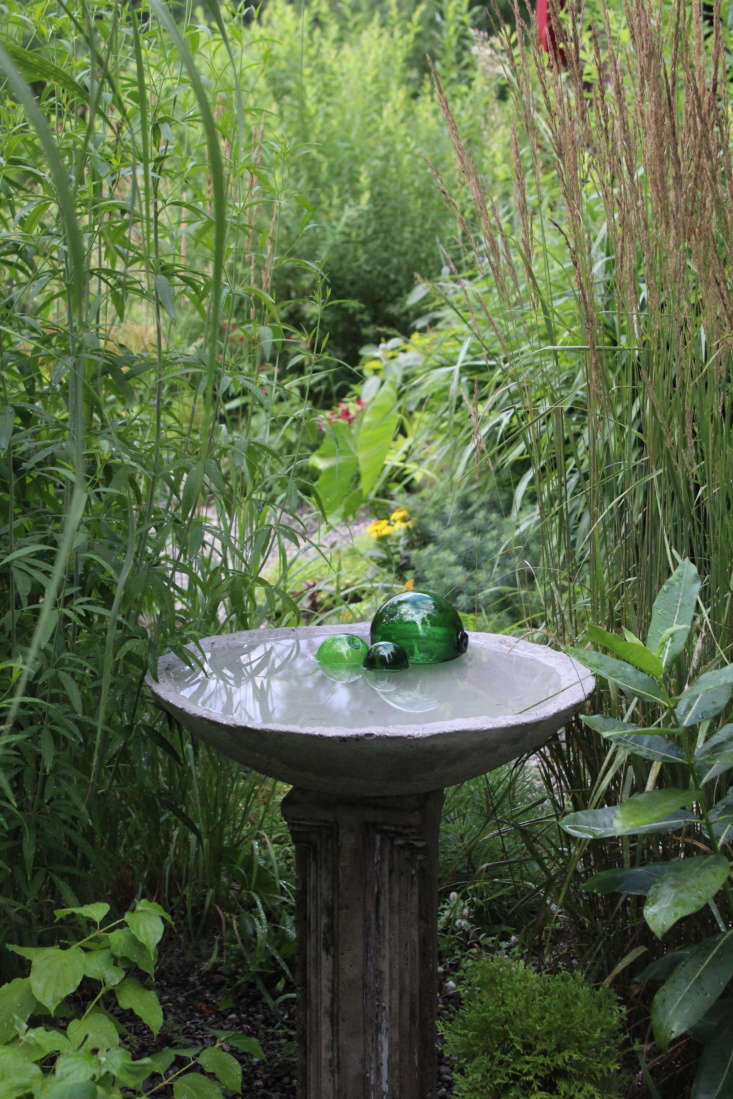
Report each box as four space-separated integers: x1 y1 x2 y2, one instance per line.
281 787 444 1099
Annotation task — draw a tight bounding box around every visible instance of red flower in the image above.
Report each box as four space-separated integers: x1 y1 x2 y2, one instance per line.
537 0 567 66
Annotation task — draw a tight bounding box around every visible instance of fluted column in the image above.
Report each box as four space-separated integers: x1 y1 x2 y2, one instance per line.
281 787 444 1099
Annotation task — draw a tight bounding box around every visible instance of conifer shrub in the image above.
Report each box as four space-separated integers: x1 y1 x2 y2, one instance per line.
441 954 625 1099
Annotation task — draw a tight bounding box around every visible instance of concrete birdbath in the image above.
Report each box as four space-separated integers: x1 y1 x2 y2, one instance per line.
147 621 593 1099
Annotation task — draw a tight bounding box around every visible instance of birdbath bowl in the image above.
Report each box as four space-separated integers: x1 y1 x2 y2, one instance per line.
147 624 593 1098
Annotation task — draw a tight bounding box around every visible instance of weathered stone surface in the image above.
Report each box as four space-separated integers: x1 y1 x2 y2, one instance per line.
282 788 444 1099
147 625 594 795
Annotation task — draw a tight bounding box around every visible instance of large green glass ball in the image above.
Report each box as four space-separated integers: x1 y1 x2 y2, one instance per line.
316 633 369 670
370 591 468 665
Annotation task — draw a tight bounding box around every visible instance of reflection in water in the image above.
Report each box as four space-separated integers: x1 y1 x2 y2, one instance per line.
167 636 565 730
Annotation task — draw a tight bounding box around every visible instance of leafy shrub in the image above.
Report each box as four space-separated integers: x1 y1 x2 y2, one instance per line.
400 480 540 628
0 901 262 1098
441 954 624 1098
561 560 733 1097
239 0 497 366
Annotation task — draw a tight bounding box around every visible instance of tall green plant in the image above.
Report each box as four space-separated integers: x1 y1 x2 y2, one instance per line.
561 561 733 1096
424 0 732 652
0 0 316 955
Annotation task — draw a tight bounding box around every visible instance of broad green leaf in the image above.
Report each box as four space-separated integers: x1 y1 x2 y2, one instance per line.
564 648 668 704
107 928 155 976
26 947 85 1014
652 931 733 1049
582 863 677 895
561 805 698 839
147 1048 177 1076
173 1072 224 1099
646 560 701 667
134 899 171 922
82 948 125 987
310 422 360 518
694 725 733 784
67 1010 120 1051
587 625 665 679
691 1005 733 1098
53 1049 98 1084
54 903 110 924
126 907 164 955
104 1048 156 1087
356 381 398 498
114 977 163 1036
644 856 731 939
709 790 733 844
604 733 687 764
0 977 39 1042
199 1047 242 1092
18 1025 72 1060
213 1031 265 1059
615 789 698 831
39 1082 97 1099
0 1047 42 1095
676 667 733 727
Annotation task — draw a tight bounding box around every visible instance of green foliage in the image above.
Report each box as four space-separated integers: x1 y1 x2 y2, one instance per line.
0 901 262 1098
441 954 624 1098
0 0 312 959
310 379 400 518
238 0 497 365
561 561 733 1097
406 0 733 657
399 479 540 627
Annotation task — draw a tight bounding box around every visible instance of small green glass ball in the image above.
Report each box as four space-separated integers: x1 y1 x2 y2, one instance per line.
370 590 468 665
316 633 369 670
363 640 409 670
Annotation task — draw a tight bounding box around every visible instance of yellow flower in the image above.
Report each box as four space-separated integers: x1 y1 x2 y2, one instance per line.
403 578 415 591
388 506 413 532
368 519 395 538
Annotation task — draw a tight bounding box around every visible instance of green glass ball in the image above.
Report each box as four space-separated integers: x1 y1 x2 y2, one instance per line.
370 591 468 665
363 640 409 670
316 633 369 670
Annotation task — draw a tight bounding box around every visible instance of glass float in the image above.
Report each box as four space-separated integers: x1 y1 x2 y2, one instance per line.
316 633 369 670
370 590 469 665
363 640 409 670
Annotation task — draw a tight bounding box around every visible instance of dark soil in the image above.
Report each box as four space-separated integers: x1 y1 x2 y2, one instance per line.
120 939 457 1098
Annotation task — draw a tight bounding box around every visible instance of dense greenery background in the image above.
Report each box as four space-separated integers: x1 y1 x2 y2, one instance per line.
1 0 732 1093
